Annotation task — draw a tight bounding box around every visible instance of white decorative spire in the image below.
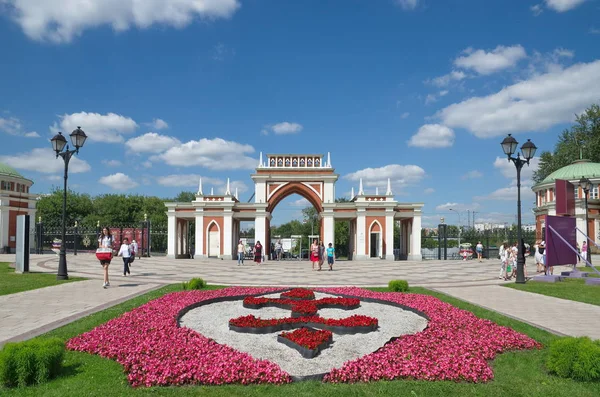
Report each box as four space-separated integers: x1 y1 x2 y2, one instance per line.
225 178 231 195
258 152 263 168
351 187 355 199
327 152 331 168
235 187 239 200
376 187 379 195
386 178 392 196
197 177 203 195
210 187 214 195
358 178 364 195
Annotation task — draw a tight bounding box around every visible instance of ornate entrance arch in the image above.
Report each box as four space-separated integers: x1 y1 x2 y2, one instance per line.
165 153 423 261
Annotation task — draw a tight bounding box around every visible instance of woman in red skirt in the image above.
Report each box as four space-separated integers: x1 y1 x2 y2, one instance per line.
254 241 263 264
310 239 319 270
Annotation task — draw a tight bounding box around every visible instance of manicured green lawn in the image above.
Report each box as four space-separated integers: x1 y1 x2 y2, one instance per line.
503 278 600 306
577 266 600 277
1 285 598 396
0 262 85 296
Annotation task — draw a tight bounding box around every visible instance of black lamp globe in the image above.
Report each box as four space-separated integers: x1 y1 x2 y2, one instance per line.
51 132 67 154
69 126 87 150
521 139 537 161
501 134 518 156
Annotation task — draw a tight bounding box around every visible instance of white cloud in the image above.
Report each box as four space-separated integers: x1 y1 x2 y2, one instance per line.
395 0 419 10
454 45 527 75
0 148 91 174
98 172 138 191
475 185 535 201
439 90 449 97
424 187 435 194
344 164 426 191
125 132 181 153
408 124 455 148
3 0 241 43
0 116 39 138
590 27 600 34
156 138 257 170
142 161 152 168
531 4 544 15
400 112 410 119
545 0 586 12
436 60 600 138
46 175 61 181
290 198 310 207
263 122 303 135
436 202 481 212
212 42 235 61
427 70 466 87
50 112 138 143
156 174 221 187
229 180 248 194
462 170 483 179
493 156 540 181
526 47 575 76
149 118 168 130
425 94 438 105
101 159 122 167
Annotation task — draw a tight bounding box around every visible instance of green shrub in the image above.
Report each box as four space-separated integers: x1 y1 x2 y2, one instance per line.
185 278 206 290
388 280 409 292
546 337 600 381
0 338 64 387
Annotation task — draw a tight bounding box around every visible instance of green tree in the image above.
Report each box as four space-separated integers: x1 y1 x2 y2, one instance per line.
533 103 600 183
36 188 94 226
173 191 196 202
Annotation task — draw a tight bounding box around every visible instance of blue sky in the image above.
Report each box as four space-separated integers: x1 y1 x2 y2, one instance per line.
1 0 599 227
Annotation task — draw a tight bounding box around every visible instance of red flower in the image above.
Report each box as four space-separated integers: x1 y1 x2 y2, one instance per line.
281 288 315 300
280 328 333 350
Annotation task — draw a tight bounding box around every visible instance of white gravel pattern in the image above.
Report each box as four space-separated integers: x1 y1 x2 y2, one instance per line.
179 292 428 378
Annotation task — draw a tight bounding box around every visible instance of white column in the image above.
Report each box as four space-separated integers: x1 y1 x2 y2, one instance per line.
255 215 266 249
195 213 204 258
385 213 394 260
323 181 335 203
255 181 267 203
408 213 422 261
323 214 335 247
0 199 8 249
355 212 367 260
167 211 176 258
223 212 233 260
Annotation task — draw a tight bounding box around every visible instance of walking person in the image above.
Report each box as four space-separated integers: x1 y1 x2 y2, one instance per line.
326 243 335 271
498 242 507 279
310 239 319 270
130 239 139 260
98 227 113 288
117 237 132 276
318 241 325 271
476 241 483 262
582 241 588 263
237 239 245 265
275 240 283 261
254 241 263 265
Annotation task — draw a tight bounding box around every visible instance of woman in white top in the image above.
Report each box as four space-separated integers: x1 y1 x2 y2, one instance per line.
499 242 508 280
98 227 113 288
118 237 132 276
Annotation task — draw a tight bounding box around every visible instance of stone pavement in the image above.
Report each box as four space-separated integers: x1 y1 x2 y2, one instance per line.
0 253 599 345
433 285 600 339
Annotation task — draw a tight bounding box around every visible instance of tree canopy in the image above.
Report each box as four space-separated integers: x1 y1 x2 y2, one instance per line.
533 103 600 184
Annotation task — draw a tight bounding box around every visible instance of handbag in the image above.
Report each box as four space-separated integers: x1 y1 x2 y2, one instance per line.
96 247 113 262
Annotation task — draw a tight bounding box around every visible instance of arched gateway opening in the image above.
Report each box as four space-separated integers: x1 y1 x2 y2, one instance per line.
165 153 423 261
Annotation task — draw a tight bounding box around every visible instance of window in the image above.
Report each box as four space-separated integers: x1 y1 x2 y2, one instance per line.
591 186 599 200
1 181 10 190
574 187 579 200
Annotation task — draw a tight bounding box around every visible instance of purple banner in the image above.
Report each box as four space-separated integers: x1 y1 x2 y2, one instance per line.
545 215 577 266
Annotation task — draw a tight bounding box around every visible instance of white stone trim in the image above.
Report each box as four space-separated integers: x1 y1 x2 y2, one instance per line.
301 182 323 200
266 182 290 201
368 219 383 258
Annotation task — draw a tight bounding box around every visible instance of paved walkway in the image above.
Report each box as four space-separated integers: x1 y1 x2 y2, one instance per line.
1 253 599 346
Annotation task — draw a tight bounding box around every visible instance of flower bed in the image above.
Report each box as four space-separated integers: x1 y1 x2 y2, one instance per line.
316 287 542 383
277 327 333 358
243 295 360 318
229 314 379 334
66 286 541 387
281 288 315 300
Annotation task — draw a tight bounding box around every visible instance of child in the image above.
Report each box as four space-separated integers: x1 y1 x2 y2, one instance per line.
117 237 132 276
326 243 335 271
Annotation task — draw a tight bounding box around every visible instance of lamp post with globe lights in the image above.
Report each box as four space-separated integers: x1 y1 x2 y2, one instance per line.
50 127 87 280
501 134 537 284
579 176 593 266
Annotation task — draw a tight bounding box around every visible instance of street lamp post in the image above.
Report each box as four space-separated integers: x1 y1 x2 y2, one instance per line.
580 176 593 266
51 127 87 280
449 208 461 247
501 134 537 284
